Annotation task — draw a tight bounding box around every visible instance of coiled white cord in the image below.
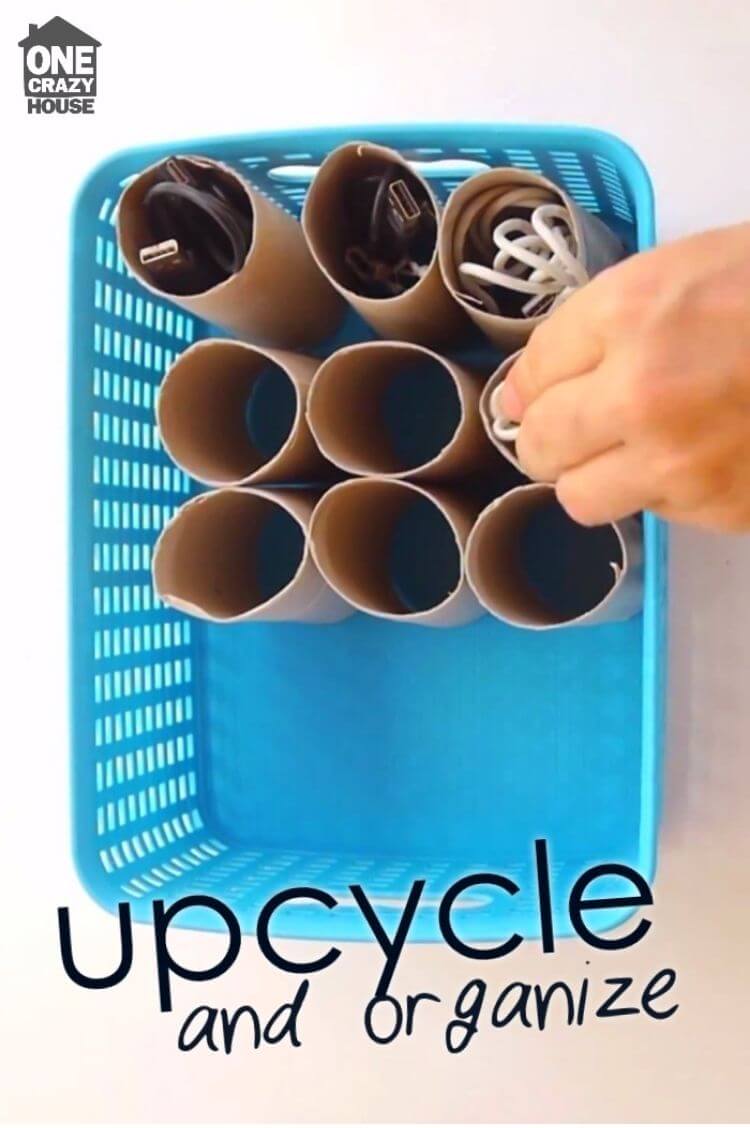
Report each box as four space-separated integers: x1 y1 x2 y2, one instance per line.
491 400 523 442
458 198 589 318
457 192 591 443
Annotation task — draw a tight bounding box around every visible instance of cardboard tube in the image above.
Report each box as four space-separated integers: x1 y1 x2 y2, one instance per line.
310 478 483 626
439 168 624 348
479 351 525 473
117 155 345 348
465 483 643 629
157 339 329 487
307 341 496 480
302 142 468 347
152 488 351 624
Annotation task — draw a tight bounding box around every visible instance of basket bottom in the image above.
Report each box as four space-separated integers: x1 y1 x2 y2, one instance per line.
163 610 649 940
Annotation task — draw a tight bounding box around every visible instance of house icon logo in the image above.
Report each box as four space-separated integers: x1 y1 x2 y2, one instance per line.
19 17 100 114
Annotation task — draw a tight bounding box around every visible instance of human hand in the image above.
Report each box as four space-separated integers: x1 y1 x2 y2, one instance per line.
492 223 750 532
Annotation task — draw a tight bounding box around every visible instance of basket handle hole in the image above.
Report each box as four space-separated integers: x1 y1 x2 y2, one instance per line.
268 158 491 185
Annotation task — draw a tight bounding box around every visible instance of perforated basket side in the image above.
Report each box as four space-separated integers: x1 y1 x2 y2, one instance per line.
70 124 663 939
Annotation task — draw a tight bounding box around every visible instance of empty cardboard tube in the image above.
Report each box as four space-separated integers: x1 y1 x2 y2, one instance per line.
157 339 329 487
117 155 345 348
302 141 468 347
465 483 643 629
438 168 624 348
152 488 351 624
310 477 483 626
307 341 496 480
479 351 525 472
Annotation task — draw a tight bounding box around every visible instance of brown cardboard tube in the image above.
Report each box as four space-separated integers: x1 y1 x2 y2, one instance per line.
301 142 469 347
117 155 345 348
157 339 329 487
310 478 483 626
438 168 624 348
152 488 351 623
465 483 643 629
479 351 525 473
306 341 496 480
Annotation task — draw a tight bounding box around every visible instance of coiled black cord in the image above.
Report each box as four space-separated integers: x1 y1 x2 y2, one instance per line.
344 167 437 299
140 157 253 294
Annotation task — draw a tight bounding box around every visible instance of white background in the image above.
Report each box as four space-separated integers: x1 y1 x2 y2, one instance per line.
1 0 749 1122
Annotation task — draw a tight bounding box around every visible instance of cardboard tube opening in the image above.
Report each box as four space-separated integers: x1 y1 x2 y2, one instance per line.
118 157 253 297
158 341 312 486
439 168 624 348
466 485 636 628
118 155 345 348
308 343 470 477
158 340 331 487
479 351 524 472
154 489 352 624
302 143 468 346
303 148 437 299
311 479 464 619
153 491 305 619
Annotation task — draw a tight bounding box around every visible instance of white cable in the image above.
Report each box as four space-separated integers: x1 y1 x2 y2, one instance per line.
459 201 589 318
492 395 522 443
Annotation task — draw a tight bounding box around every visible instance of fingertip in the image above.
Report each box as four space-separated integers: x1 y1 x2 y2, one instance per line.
496 374 524 421
555 477 599 527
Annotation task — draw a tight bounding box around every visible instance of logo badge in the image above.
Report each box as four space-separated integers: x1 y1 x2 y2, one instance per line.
19 17 100 114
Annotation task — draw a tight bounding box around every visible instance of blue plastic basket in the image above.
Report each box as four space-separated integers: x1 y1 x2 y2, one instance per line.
70 124 666 941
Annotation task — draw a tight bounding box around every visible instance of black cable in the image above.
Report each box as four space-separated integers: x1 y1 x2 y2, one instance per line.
345 167 437 299
140 157 253 294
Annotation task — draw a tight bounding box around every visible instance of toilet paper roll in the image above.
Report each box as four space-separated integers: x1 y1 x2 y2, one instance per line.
465 483 643 629
479 351 525 472
157 339 329 487
310 477 483 627
438 167 624 348
117 154 345 348
302 141 468 347
152 488 351 623
307 340 496 481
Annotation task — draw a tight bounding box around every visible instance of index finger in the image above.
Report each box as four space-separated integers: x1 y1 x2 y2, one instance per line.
501 281 609 418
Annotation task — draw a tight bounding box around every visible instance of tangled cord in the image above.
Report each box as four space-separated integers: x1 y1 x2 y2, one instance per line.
139 157 253 294
456 186 589 318
343 169 436 298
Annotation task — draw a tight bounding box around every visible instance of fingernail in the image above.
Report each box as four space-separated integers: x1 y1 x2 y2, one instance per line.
497 379 524 422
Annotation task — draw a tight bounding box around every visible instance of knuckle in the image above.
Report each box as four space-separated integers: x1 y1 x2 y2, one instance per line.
657 448 732 510
618 352 675 431
512 349 543 406
515 420 548 481
621 381 661 430
515 405 561 481
653 449 697 504
655 276 720 327
702 460 734 500
595 273 649 330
